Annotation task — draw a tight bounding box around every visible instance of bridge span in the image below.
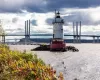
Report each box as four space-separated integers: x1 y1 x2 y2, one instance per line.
0 34 100 44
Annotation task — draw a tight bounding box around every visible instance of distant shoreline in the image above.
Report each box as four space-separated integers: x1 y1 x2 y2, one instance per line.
19 38 100 43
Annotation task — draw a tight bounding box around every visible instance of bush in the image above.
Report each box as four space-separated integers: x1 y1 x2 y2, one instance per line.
0 44 64 80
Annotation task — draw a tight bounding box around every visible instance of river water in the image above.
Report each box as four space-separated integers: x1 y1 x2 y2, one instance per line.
9 44 100 80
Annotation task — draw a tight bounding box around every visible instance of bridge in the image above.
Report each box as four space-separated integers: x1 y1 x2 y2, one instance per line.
0 34 100 37
0 34 100 44
0 20 100 44
1 34 100 37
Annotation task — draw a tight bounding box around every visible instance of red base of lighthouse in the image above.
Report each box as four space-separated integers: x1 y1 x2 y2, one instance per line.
50 39 66 51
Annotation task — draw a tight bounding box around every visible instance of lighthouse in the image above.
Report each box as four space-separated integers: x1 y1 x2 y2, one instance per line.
50 10 66 51
53 11 64 39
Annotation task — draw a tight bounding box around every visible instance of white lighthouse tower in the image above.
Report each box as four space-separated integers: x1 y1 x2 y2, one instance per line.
50 10 66 51
52 11 64 39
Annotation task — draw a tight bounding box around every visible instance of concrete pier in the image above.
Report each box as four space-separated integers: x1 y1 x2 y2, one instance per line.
25 20 31 44
73 21 81 43
97 37 99 43
2 35 5 44
93 36 95 43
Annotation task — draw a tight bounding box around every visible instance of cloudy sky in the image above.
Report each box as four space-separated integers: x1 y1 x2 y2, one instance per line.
1 0 100 38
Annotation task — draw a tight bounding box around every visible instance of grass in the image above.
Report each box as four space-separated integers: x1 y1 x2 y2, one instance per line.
0 44 64 80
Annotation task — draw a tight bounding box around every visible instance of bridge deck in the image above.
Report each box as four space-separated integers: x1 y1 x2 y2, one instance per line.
0 34 100 37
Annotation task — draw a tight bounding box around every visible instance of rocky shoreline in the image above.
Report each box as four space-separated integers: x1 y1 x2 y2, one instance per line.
31 44 79 52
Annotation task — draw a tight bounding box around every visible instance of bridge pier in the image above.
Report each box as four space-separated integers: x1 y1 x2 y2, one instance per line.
97 37 99 43
76 37 78 43
2 35 5 44
73 36 76 43
75 36 81 43
15 38 17 44
76 36 79 43
93 36 95 43
74 36 78 43
0 36 1 44
78 36 81 43
73 36 78 43
25 20 31 45
73 35 81 43
73 21 81 43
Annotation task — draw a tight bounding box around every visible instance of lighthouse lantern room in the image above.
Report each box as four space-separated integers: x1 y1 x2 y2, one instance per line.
50 10 66 51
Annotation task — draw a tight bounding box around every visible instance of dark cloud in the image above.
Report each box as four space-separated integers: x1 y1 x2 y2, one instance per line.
31 20 37 26
46 11 100 26
23 5 46 13
47 0 100 11
63 12 93 25
46 18 53 25
0 0 100 13
0 0 47 13
24 0 100 13
12 18 18 23
63 12 100 26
